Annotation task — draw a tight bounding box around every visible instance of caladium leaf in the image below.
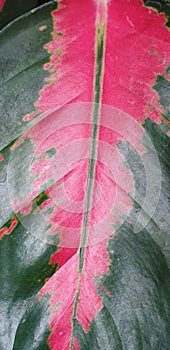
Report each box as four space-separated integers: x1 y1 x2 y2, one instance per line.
0 0 170 349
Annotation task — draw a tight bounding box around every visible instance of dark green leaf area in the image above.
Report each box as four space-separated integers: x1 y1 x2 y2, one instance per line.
118 119 170 260
153 72 170 121
0 222 57 349
0 143 13 227
0 0 38 29
0 0 56 30
0 1 56 150
12 296 51 350
144 119 170 244
75 306 123 350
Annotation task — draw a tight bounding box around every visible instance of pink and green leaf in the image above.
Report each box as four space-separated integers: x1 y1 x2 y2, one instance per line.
0 0 170 349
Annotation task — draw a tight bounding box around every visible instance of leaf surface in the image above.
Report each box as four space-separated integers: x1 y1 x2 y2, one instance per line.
0 0 41 29
0 1 170 349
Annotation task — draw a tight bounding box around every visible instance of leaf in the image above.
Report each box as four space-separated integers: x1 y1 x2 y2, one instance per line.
0 0 54 30
0 0 170 349
144 0 170 27
0 0 37 29
0 1 56 150
0 0 5 11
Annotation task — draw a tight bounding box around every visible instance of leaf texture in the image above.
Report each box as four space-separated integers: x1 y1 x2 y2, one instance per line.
0 1 170 349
